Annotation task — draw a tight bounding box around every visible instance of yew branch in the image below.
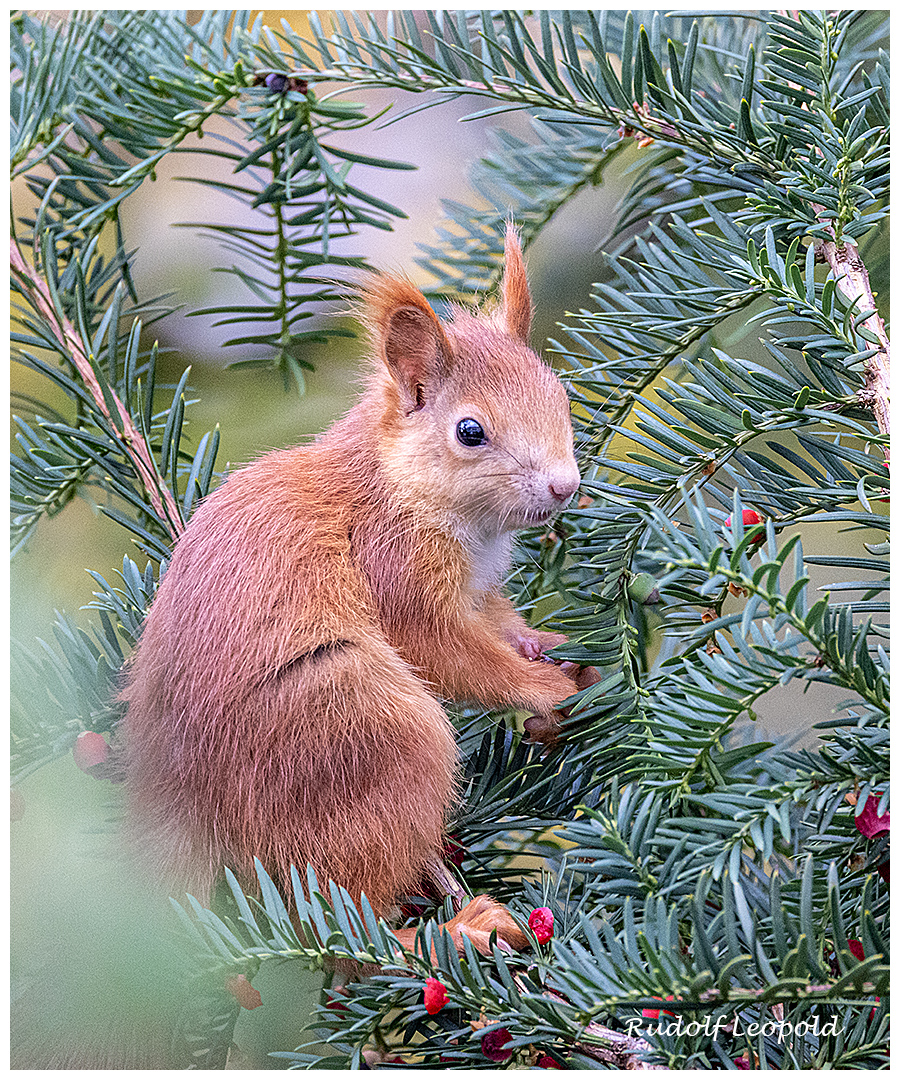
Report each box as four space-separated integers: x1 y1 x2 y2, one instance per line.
10 238 184 537
514 980 667 1070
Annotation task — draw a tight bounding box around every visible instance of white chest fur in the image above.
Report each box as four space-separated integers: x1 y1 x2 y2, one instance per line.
463 529 515 594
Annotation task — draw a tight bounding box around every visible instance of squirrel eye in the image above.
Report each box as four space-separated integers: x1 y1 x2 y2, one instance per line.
456 418 487 447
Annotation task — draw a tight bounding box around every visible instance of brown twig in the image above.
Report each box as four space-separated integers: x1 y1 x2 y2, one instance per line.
10 238 184 537
423 855 466 912
513 980 667 1070
572 1019 668 1071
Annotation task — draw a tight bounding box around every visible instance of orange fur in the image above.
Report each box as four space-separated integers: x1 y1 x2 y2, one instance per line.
120 228 581 947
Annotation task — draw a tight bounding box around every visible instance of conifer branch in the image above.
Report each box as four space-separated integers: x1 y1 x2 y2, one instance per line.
10 238 184 537
10 10 889 1071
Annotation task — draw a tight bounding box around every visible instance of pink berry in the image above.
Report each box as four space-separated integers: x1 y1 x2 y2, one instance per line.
72 731 109 772
423 977 448 1015
225 974 262 1009
854 794 890 838
528 907 554 944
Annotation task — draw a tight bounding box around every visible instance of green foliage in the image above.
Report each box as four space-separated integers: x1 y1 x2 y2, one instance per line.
11 8 888 1070
11 9 413 389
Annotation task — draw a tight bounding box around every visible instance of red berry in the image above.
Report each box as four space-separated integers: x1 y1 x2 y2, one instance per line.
854 794 890 838
225 974 262 1010
481 1027 513 1062
442 837 466 867
724 509 765 543
536 1054 562 1068
642 994 676 1018
324 990 348 1014
73 731 109 773
847 939 866 962
399 899 430 920
528 907 554 944
724 509 764 527
423 977 448 1015
845 941 881 1019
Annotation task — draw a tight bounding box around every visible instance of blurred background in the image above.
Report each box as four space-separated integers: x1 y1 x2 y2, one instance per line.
10 9 888 1067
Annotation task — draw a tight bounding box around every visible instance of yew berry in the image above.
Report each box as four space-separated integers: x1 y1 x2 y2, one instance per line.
324 990 348 1014
73 731 109 773
481 1027 513 1062
225 974 262 1010
847 939 866 962
642 994 676 1019
724 508 765 543
423 977 448 1015
845 941 880 1018
854 793 890 838
442 836 466 867
528 907 555 944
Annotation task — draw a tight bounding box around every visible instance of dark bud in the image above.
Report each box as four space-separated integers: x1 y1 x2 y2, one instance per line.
253 72 310 95
265 72 289 94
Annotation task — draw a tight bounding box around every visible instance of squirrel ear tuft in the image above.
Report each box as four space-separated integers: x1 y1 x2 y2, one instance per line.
500 223 533 343
364 276 452 411
384 306 446 410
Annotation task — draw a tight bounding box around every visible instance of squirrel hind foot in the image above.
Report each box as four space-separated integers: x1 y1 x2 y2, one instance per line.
445 895 531 954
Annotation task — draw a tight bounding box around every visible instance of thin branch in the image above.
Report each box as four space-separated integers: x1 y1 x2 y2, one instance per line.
10 238 184 537
811 202 890 439
518 983 667 1070
816 239 891 438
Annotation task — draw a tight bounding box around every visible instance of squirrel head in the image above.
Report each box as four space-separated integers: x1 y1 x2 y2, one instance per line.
363 226 579 537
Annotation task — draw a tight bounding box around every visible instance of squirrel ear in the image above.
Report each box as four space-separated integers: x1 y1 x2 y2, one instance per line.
383 302 450 412
500 223 533 343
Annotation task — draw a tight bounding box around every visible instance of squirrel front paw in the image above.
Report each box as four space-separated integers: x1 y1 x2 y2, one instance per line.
523 710 564 746
506 628 567 661
524 666 603 746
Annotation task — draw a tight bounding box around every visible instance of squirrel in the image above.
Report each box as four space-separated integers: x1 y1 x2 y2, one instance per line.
120 225 590 957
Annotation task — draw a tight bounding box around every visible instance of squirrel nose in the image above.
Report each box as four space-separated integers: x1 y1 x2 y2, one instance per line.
548 472 579 504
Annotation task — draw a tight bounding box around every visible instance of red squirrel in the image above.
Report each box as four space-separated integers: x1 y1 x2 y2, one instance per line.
121 226 585 955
